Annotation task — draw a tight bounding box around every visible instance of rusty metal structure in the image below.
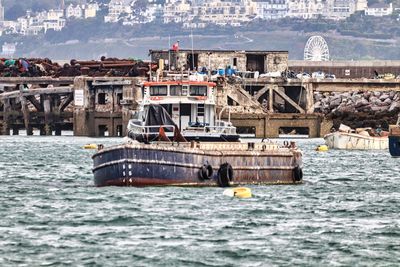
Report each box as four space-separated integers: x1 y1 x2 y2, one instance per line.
0 58 154 78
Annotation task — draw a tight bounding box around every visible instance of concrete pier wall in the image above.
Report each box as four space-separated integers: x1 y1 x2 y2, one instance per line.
73 77 145 137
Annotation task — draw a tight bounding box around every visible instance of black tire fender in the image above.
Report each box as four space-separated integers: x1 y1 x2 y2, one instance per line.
293 165 303 182
199 164 213 180
217 163 234 187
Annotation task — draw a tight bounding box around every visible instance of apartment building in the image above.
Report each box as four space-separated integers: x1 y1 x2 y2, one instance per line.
253 0 288 20
163 0 192 23
286 0 367 20
287 0 325 19
324 0 357 20
197 0 256 26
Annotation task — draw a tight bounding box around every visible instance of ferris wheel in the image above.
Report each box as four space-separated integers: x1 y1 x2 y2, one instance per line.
304 36 330 61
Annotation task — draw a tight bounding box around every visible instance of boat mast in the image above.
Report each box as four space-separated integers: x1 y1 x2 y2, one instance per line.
168 35 171 71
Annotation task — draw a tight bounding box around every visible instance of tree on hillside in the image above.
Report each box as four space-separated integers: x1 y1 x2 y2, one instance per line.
5 4 25 20
368 0 380 5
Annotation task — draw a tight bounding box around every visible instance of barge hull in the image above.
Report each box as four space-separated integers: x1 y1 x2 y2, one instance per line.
92 143 302 187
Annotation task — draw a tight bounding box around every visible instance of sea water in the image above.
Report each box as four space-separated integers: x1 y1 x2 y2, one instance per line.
0 136 399 266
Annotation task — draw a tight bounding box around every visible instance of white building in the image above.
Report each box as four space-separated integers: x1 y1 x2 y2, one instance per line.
14 12 45 35
365 3 393 17
287 0 325 19
1 42 16 57
105 0 132 23
66 4 83 19
163 0 191 23
0 20 19 34
44 19 66 32
254 0 288 20
65 3 99 19
46 9 64 21
196 0 256 26
324 0 357 20
123 2 162 25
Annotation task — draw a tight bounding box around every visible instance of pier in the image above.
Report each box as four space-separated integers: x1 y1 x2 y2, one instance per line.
0 76 145 136
1 51 400 137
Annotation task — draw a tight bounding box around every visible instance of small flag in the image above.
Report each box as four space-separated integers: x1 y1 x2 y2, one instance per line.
172 41 179 51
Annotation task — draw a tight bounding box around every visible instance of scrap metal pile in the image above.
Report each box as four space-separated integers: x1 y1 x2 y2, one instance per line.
0 57 156 77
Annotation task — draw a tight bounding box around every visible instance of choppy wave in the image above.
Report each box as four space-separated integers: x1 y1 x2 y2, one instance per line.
0 136 399 266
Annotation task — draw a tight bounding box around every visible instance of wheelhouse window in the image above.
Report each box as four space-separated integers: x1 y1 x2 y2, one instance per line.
149 85 167 96
190 85 207 96
170 85 182 96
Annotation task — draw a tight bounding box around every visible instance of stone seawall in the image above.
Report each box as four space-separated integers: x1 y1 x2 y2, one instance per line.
314 91 400 130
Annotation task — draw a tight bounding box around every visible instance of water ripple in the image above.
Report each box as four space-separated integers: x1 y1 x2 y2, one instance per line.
0 136 399 266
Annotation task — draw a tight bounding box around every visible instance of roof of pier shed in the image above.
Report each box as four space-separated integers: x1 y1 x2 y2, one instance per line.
149 49 288 55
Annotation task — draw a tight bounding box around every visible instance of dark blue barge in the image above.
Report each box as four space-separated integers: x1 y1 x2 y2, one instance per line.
92 140 303 187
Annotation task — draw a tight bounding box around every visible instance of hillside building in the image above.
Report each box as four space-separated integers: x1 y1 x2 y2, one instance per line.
105 0 132 23
254 0 288 20
365 3 393 17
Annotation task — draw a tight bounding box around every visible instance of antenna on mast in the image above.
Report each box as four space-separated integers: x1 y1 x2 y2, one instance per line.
191 28 194 71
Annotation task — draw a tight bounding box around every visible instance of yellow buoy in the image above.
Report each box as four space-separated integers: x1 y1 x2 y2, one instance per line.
316 145 329 152
223 187 252 198
83 144 98 149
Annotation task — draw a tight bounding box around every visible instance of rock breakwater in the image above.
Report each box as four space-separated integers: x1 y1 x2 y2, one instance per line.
314 91 400 129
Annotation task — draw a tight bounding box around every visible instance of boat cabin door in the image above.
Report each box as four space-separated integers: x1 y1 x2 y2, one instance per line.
171 104 180 126
179 104 191 130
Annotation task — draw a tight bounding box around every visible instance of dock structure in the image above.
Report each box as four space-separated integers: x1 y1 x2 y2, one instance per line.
0 77 75 135
219 77 400 137
0 76 145 136
1 52 400 137
73 76 145 137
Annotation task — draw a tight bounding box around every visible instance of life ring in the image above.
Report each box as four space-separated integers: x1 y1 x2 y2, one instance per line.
199 164 213 180
217 163 234 187
293 165 303 182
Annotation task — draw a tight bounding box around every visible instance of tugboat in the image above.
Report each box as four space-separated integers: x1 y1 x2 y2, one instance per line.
127 81 239 142
389 114 400 157
92 80 303 187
